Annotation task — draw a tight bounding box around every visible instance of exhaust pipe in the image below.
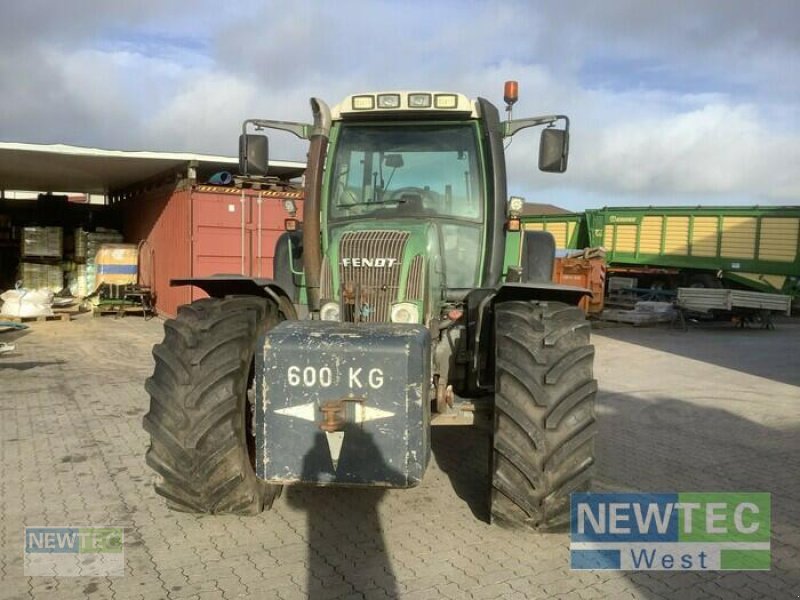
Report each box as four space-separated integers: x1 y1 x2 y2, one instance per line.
302 97 331 313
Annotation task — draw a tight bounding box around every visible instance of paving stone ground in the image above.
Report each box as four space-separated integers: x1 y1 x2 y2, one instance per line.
1 313 798 599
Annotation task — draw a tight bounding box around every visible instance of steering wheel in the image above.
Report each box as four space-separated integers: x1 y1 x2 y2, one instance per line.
387 186 437 203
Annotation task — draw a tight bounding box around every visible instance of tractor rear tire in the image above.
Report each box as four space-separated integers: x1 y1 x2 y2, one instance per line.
491 300 597 530
143 296 282 514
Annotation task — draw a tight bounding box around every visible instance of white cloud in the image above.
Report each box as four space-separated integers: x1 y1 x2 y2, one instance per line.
0 0 796 206
497 64 800 205
577 103 798 198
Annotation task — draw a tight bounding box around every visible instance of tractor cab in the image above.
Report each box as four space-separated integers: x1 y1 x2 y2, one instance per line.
320 94 486 324
237 86 571 326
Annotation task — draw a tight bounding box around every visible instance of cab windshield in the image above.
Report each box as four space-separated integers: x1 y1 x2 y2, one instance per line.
328 124 483 221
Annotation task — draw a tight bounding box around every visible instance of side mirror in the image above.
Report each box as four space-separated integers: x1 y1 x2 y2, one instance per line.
239 134 269 177
538 128 569 173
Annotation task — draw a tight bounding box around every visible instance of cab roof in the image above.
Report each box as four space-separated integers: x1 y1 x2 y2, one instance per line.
331 91 479 120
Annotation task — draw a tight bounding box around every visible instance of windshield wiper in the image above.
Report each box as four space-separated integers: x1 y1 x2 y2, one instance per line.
335 199 401 208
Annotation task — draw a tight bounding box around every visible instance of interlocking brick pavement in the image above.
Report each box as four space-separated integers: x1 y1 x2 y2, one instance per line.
1 315 798 599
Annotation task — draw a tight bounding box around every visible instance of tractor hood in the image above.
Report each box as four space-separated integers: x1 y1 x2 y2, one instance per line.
327 220 436 260
321 221 443 323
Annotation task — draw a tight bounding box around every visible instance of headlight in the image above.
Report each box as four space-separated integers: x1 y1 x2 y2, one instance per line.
320 302 340 321
390 302 419 323
408 93 432 108
377 93 401 109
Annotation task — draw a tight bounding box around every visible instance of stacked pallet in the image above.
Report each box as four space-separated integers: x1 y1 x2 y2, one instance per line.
22 226 62 257
18 263 63 292
70 228 124 296
19 227 64 293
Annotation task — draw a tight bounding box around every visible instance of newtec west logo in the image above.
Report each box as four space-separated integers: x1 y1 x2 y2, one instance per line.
570 493 770 571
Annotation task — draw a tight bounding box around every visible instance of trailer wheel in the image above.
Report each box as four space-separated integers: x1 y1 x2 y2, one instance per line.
491 301 597 530
143 296 282 514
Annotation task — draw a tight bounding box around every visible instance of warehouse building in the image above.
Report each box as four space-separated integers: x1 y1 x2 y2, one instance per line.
0 142 305 317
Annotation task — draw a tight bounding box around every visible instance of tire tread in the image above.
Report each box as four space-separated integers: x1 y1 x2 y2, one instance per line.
143 296 281 514
491 300 597 530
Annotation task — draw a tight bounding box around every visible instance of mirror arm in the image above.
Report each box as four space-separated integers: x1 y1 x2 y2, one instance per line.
503 115 569 138
243 118 313 140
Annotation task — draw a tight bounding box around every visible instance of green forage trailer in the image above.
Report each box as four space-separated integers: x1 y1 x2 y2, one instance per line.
522 206 800 295
519 212 588 250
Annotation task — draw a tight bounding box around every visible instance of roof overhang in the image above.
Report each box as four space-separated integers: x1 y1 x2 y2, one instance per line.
0 142 306 195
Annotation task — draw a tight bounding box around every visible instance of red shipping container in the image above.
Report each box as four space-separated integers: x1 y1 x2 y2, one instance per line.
123 183 303 318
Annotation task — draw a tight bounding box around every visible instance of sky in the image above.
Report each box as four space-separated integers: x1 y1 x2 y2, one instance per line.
0 0 797 211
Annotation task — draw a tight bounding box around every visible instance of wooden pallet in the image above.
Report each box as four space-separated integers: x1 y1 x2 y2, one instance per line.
1 313 71 323
53 305 85 316
91 305 149 318
598 308 675 327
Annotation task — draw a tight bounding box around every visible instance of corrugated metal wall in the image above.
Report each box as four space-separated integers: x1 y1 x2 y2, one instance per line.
522 218 582 248
122 183 192 318
191 186 304 280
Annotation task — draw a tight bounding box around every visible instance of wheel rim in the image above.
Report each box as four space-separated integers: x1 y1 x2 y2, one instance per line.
245 357 258 472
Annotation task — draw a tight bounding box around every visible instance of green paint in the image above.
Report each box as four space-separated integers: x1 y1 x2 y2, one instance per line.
720 549 771 570
79 527 123 553
677 493 770 543
502 228 522 279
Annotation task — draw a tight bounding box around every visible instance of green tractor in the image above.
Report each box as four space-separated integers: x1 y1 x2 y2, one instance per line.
143 83 597 529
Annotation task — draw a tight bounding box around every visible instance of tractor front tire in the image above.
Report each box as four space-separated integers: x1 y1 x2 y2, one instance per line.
143 296 282 514
491 301 597 530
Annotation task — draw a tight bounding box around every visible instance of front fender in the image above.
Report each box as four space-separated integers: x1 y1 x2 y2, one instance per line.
493 281 591 306
171 275 297 318
462 282 592 393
